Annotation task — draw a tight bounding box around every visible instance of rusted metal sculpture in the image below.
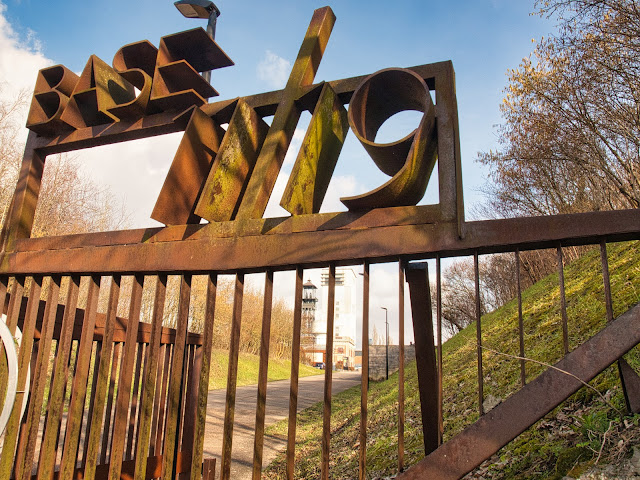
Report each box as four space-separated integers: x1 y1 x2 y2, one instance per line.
1 5 640 480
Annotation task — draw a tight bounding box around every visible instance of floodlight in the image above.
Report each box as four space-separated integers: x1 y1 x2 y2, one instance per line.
174 0 221 83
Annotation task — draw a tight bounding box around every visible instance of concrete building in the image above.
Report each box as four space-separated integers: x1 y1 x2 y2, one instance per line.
308 267 358 369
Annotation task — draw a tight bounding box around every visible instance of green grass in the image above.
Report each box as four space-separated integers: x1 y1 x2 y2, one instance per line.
208 349 322 390
263 241 640 479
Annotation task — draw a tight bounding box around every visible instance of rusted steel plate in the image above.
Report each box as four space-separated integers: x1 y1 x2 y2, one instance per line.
26 65 79 136
152 107 226 225
162 275 192 480
342 69 437 210
6 209 640 275
195 100 269 222
60 55 135 128
190 274 217 480
83 276 120 480
135 275 167 478
1 276 40 480
109 275 144 479
221 274 244 480
150 28 233 112
280 83 348 215
405 263 439 456
25 62 453 156
19 276 60 480
13 204 443 253
109 40 158 120
252 270 273 480
36 275 80 480
236 6 336 220
1 133 44 254
398 301 640 480
286 268 303 480
58 276 101 479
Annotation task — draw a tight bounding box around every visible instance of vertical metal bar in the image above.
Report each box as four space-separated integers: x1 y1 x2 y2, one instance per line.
134 274 167 480
557 245 570 354
81 340 102 469
600 241 615 323
398 260 405 472
5 275 24 332
181 343 198 462
58 275 101 479
358 261 370 480
83 275 120 480
286 268 303 480
436 256 443 442
405 263 440 455
252 270 273 480
127 343 145 460
155 344 173 456
109 274 144 479
191 273 218 480
37 275 80 480
321 264 336 480
100 342 122 464
20 275 60 480
599 240 640 413
162 274 192 480
221 273 245 480
0 133 44 253
0 275 8 314
474 252 484 417
1 275 41 480
516 250 526 386
0 276 24 426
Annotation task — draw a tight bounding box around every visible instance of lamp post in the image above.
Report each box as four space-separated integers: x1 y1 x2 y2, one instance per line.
381 307 388 380
174 0 220 83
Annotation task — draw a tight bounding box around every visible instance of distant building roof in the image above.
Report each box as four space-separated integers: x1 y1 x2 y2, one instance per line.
304 279 317 289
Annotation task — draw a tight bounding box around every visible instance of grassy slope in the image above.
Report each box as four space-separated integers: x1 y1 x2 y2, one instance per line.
264 241 640 479
208 349 322 390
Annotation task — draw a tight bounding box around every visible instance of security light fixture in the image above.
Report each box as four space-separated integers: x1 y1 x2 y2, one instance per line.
174 0 220 83
174 0 220 20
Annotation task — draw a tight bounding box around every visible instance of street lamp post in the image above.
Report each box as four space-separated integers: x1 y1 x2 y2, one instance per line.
381 307 388 380
174 0 220 83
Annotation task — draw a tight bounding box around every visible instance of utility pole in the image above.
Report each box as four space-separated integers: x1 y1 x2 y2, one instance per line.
381 307 388 380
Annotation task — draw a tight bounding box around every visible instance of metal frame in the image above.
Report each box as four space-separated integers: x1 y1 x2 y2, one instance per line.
2 5 640 480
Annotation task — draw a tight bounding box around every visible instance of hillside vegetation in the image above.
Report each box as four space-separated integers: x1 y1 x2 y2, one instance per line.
264 240 640 479
208 349 321 390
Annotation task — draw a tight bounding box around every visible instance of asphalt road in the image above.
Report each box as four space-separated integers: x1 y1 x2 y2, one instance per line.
202 370 362 479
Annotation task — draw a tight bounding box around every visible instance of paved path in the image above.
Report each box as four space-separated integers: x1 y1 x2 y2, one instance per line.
203 371 361 479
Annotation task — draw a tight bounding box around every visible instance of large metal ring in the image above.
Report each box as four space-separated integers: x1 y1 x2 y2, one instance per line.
342 68 438 210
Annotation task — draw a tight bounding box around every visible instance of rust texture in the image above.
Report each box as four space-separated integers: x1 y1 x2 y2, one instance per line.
253 270 274 480
342 68 437 210
6 5 640 480
152 107 226 225
405 263 440 456
236 6 336 220
280 83 348 215
195 99 269 222
397 302 640 480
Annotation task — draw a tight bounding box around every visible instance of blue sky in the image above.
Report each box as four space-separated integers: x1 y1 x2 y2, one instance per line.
0 0 556 345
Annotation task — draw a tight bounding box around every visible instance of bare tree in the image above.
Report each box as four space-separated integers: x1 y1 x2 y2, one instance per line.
478 0 640 218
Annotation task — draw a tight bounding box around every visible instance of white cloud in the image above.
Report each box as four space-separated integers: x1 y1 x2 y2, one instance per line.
256 50 291 89
74 133 183 228
0 2 52 140
320 174 363 213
